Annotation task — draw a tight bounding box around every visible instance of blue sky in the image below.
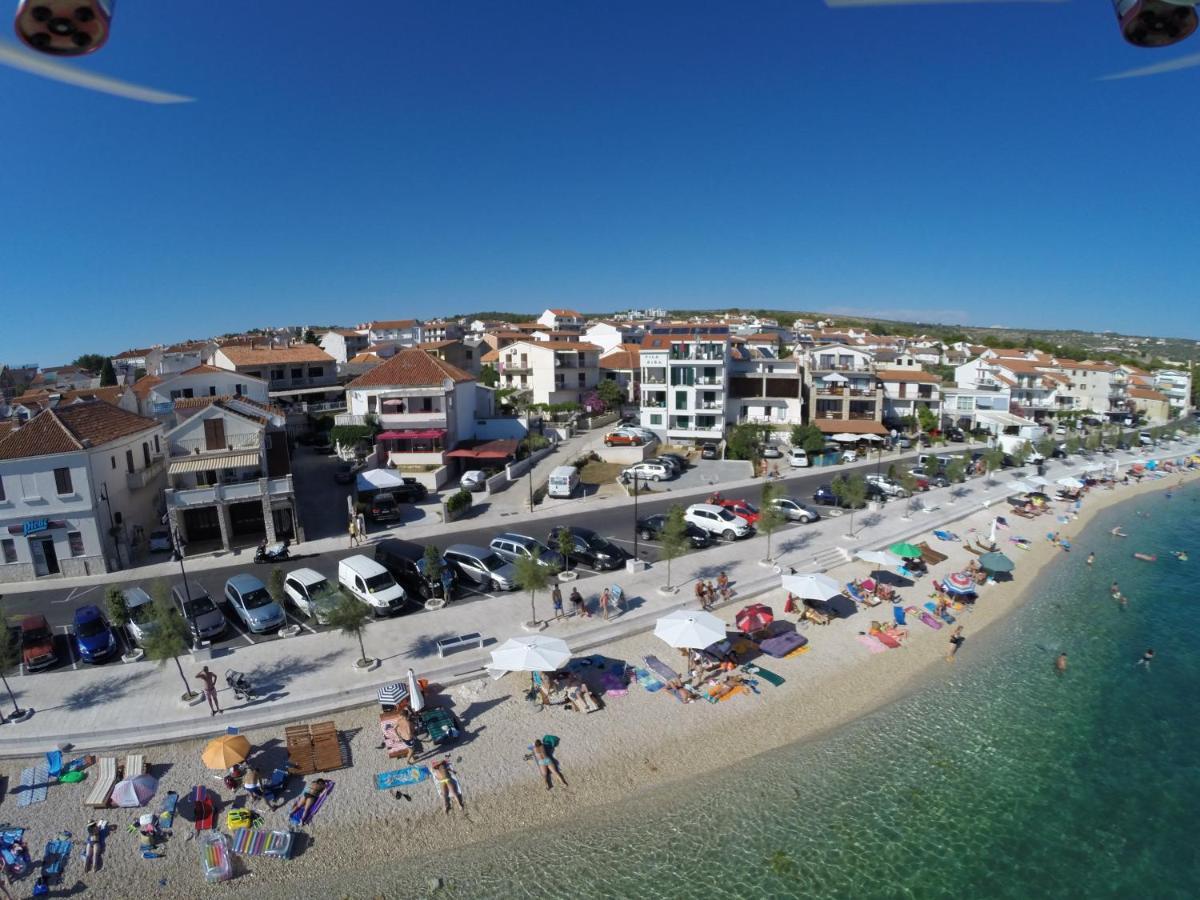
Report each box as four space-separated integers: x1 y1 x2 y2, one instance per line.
2 0 1198 365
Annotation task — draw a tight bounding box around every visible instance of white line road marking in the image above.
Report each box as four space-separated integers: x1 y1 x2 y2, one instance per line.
284 610 317 634
226 616 257 645
59 625 78 670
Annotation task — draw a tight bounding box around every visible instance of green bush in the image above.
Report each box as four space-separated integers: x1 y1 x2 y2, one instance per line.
446 490 472 514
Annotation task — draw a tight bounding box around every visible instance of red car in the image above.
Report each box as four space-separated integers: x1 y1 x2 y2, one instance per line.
911 476 930 492
604 432 643 447
718 499 760 525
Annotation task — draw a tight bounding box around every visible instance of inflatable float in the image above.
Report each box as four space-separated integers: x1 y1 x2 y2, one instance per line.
1133 553 1157 562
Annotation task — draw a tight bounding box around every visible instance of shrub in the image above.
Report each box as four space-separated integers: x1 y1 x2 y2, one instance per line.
446 490 472 514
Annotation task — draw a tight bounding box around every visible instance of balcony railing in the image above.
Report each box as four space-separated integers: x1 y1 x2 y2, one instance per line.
810 362 873 373
642 376 667 385
501 362 532 374
172 435 260 455
379 411 447 429
846 411 878 420
126 456 165 490
165 476 291 509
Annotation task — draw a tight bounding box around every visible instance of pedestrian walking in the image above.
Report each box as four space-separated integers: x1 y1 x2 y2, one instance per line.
348 518 359 548
196 665 222 715
355 512 367 542
551 584 564 620
694 581 708 610
945 626 965 663
599 586 611 621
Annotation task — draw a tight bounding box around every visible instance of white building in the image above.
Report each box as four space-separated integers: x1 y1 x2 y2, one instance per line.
727 343 804 426
878 369 942 428
599 346 641 400
1153 369 1192 418
940 386 1014 432
361 320 423 347
319 329 370 364
491 340 600 407
639 326 730 444
803 344 886 436
536 308 585 331
145 342 212 377
585 322 642 355
133 365 270 419
0 401 166 582
211 344 340 412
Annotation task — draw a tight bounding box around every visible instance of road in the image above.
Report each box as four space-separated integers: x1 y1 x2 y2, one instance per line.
0 441 1046 669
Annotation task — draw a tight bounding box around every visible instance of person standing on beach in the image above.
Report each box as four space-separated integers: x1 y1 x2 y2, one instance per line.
196 665 222 715
569 586 587 618
946 626 965 662
1136 648 1154 670
1055 653 1068 675
348 517 359 548
599 586 611 621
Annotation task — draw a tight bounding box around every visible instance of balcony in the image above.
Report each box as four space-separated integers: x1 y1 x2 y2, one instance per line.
165 475 292 509
126 456 166 490
379 410 448 429
810 362 873 373
847 411 878 420
643 376 667 385
501 362 532 374
173 435 260 455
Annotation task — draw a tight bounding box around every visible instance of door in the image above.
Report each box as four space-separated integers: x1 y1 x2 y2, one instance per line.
204 418 227 451
31 537 60 576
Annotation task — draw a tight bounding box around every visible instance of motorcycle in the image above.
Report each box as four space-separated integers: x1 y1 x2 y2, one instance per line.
254 539 290 563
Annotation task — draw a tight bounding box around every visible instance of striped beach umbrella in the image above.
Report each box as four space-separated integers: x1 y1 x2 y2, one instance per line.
735 604 774 634
377 682 407 708
944 572 976 596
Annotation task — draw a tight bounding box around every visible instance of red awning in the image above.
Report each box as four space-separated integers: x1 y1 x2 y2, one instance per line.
377 429 446 441
444 438 519 460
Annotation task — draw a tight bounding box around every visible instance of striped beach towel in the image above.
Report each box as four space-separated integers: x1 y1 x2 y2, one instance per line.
633 669 664 693
17 764 49 807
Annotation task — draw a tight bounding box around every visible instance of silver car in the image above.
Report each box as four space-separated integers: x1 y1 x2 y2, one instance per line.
224 573 287 633
122 586 157 647
444 544 517 591
170 582 228 641
489 533 564 569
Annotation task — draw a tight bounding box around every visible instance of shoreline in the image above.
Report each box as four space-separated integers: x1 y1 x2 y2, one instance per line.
3 468 1192 899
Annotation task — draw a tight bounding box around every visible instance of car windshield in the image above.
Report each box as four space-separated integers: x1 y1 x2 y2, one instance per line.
241 588 274 609
23 627 50 644
77 617 107 638
128 604 153 625
717 509 737 522
365 572 396 591
307 579 335 599
184 596 217 617
585 535 609 549
481 553 506 569
739 502 758 514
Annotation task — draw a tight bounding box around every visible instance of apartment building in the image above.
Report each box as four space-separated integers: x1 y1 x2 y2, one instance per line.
599 345 641 400
134 365 270 419
0 401 166 581
727 342 804 426
536 308 585 331
1153 369 1192 418
319 329 370 364
211 343 340 411
417 340 479 376
164 396 299 553
492 340 600 406
421 320 465 343
29 366 98 392
585 321 643 354
803 344 887 437
145 341 212 377
639 326 730 444
361 320 423 347
940 386 1014 432
878 369 942 428
955 355 1063 422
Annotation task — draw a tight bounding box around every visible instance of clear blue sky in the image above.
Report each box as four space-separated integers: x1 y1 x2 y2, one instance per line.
2 0 1198 365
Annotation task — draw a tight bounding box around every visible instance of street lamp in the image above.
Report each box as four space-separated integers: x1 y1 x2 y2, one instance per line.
631 472 640 561
97 484 116 565
171 526 200 648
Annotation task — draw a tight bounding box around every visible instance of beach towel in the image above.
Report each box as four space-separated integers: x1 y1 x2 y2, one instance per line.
191 785 215 832
855 634 887 653
634 668 664 692
42 835 71 882
919 611 943 629
933 530 958 542
158 791 178 831
741 663 784 686
925 602 956 624
600 671 627 696
230 827 293 860
45 750 63 780
375 767 429 790
644 655 681 684
289 780 334 827
874 631 902 649
898 566 917 580
18 764 49 807
783 645 810 659
893 606 907 626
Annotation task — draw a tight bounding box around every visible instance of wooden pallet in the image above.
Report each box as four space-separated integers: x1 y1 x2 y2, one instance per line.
285 722 343 775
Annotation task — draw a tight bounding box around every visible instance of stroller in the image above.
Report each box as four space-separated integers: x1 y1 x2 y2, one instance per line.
225 670 256 702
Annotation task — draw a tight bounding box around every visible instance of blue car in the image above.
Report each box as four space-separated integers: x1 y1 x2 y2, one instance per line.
73 604 118 663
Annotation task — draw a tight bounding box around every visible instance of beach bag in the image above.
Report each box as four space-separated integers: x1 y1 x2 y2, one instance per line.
60 771 86 784
225 809 252 831
541 735 560 751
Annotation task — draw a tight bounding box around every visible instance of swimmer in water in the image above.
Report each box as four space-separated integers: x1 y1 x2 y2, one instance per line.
1086 552 1095 566
1110 581 1120 596
1055 652 1068 674
1111 526 1127 537
1136 648 1154 670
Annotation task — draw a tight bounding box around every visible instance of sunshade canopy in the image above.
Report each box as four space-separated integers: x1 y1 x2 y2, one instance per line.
735 604 774 634
378 681 407 706
1057 476 1084 489
654 609 727 649
889 542 922 559
978 551 1015 573
201 734 252 769
944 572 976 595
406 667 425 713
111 773 158 808
490 635 571 672
855 549 903 567
781 572 843 601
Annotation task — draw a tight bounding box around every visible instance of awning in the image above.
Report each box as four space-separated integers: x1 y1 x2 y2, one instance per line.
445 438 519 460
168 452 259 474
378 429 446 441
813 420 888 436
268 385 345 398
976 410 1037 429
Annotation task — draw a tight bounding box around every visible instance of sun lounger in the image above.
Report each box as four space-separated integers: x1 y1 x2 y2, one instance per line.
759 631 807 658
918 542 949 565
124 753 146 779
191 784 215 831
962 543 982 555
230 827 293 860
289 780 334 827
845 582 869 604
17 764 48 808
420 708 460 745
42 834 71 883
0 828 30 877
84 757 117 808
45 750 62 781
379 711 414 760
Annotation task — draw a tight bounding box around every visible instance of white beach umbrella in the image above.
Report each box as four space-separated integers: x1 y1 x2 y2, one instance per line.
406 667 425 713
781 572 843 601
822 372 848 383
861 434 884 442
490 636 571 672
1026 475 1050 487
832 433 859 443
1057 476 1084 490
1007 480 1036 494
854 549 903 568
654 609 727 649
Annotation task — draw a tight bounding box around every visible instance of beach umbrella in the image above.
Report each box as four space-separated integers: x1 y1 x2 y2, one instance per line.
1057 476 1084 490
654 609 727 649
490 635 571 672
855 549 903 581
406 667 425 713
735 604 774 634
781 572 843 601
832 433 859 443
861 434 884 442
201 734 252 770
979 551 1015 574
110 773 158 808
377 681 407 707
1007 480 1036 494
889 542 922 560
944 572 976 596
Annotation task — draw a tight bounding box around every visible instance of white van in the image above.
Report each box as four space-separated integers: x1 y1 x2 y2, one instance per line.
338 555 408 616
788 447 809 468
547 466 580 498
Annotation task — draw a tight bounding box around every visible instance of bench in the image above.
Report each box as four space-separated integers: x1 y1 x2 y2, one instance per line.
436 632 483 658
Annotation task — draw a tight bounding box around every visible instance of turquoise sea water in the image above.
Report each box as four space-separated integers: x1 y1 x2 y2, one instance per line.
385 482 1200 899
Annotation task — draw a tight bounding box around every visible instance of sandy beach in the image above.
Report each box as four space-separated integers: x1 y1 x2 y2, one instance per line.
1 467 1192 900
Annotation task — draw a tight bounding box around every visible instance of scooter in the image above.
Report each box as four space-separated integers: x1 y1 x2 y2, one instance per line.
254 539 290 563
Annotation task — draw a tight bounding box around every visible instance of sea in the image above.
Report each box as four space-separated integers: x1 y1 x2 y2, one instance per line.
390 480 1200 899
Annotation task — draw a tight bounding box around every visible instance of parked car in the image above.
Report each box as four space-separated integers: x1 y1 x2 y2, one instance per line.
646 455 683 476
700 443 720 460
223 574 286 633
121 587 157 646
635 514 714 548
374 540 457 600
147 528 173 553
909 467 950 488
283 568 339 624
841 449 859 463
621 461 673 483
20 615 57 671
918 433 932 447
313 433 334 454
368 492 403 522
1055 425 1067 436
946 427 966 442
604 431 644 447
546 526 624 570
337 555 409 615
684 503 752 540
762 443 783 459
73 604 118 663
389 478 428 503
622 426 658 442
334 460 357 484
895 435 913 449
443 544 517 591
865 474 910 498
170 582 228 641
658 452 690 471
788 447 810 468
460 470 487 492
811 483 867 509
717 498 760 525
768 497 820 523
489 533 564 569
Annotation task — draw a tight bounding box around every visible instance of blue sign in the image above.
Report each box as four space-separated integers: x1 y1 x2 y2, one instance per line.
22 519 48 536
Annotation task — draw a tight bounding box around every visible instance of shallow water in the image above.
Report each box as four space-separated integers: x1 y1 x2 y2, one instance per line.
355 483 1200 899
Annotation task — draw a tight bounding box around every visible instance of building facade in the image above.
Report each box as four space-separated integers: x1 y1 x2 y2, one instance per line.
638 326 730 444
803 344 885 432
495 340 600 407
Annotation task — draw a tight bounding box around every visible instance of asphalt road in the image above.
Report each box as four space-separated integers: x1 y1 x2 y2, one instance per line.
3 443 1010 670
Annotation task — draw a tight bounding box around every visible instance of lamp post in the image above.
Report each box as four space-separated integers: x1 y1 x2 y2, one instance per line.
631 472 640 561
171 526 200 648
98 484 118 568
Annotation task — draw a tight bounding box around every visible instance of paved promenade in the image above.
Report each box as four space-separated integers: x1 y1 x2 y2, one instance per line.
2 439 1187 759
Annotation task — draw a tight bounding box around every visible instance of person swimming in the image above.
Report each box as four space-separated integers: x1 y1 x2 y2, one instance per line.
1111 526 1127 537
1136 648 1154 670
1086 552 1095 566
1055 652 1068 675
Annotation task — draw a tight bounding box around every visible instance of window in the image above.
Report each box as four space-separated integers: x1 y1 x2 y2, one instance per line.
203 418 227 451
126 449 135 473
20 473 38 500
54 467 73 495
290 368 303 380
235 383 244 396
309 366 324 378
169 387 195 400
674 391 687 411
67 531 85 557
1 539 14 564
0 476 4 502
111 456 116 469
649 414 663 426
142 442 151 466
208 386 217 396
154 435 160 454
270 369 284 381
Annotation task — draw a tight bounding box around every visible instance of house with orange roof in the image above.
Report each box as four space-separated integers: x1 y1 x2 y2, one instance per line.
211 342 340 411
132 365 270 419
496 340 600 407
319 328 370 364
536 308 585 331
802 343 887 436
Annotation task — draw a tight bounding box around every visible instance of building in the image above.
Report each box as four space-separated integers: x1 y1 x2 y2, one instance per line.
727 342 804 427
164 397 300 554
145 342 211 377
112 347 152 381
585 321 643 354
29 366 98 392
955 355 1064 422
421 320 465 343
638 326 730 444
536 308 585 331
417 340 479 376
803 344 887 438
940 386 1014 432
361 320 423 347
0 401 166 581
211 343 340 412
878 369 942 428
341 348 478 481
599 345 641 401
133 365 270 419
319 329 370 365
5 386 132 423
1153 369 1192 418
1127 386 1172 424
492 340 600 407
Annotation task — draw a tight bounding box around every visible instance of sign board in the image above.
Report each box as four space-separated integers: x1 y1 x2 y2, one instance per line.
22 519 48 536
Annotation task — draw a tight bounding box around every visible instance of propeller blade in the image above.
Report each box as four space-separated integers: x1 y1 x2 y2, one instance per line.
824 0 1066 7
0 41 193 104
1099 50 1200 80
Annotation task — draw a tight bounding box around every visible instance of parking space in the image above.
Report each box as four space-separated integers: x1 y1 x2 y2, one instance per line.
669 458 755 492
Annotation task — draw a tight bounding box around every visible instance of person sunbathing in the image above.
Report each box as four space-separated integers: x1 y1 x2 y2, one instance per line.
529 739 568 790
430 760 465 813
298 778 328 820
565 674 598 712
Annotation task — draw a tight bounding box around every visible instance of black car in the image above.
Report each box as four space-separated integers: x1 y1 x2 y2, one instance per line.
947 428 966 442
390 477 428 503
546 526 625 571
658 452 690 471
374 540 457 600
700 443 720 460
368 492 403 522
811 483 868 509
636 514 713 548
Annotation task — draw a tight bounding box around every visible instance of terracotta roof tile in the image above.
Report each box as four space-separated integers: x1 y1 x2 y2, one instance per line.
347 348 474 389
366 319 418 330
218 345 333 366
131 374 164 398
0 401 158 460
1129 387 1168 401
600 348 640 370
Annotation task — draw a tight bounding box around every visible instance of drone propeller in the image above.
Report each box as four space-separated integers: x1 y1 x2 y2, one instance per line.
0 40 192 104
1099 48 1200 77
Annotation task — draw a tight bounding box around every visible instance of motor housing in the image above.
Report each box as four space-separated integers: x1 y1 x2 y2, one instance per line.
1113 0 1199 47
14 0 113 56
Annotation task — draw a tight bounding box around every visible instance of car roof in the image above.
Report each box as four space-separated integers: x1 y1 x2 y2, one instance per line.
74 604 103 619
492 533 538 545
226 573 266 592
123 586 153 605
21 614 48 628
287 567 326 585
172 580 209 597
445 543 491 557
687 503 725 514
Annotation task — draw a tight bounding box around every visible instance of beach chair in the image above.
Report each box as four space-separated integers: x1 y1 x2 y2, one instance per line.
45 750 63 781
643 655 682 686
84 757 117 808
41 834 71 884
124 753 146 779
845 582 871 605
918 542 948 565
0 828 30 877
419 708 460 746
191 784 215 832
